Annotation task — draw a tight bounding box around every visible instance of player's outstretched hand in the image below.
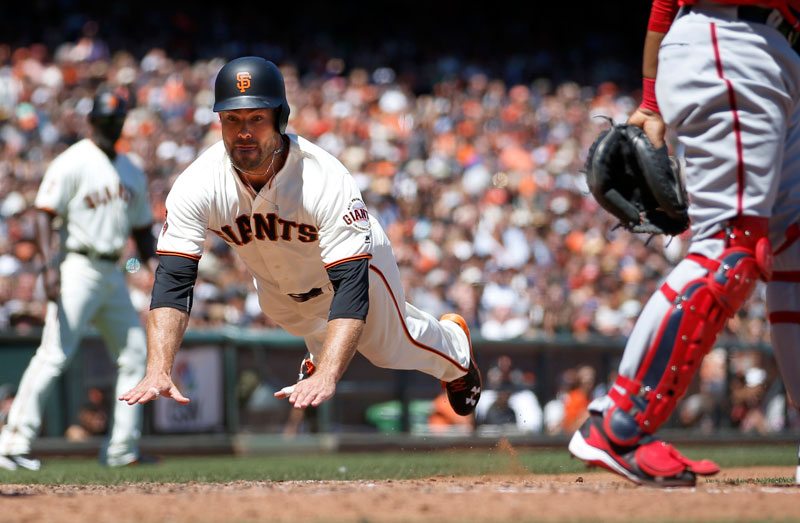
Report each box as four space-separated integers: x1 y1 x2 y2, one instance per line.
119 372 191 405
274 373 336 409
627 106 666 149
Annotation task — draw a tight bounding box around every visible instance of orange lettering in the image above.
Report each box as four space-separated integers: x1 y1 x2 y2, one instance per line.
236 72 252 93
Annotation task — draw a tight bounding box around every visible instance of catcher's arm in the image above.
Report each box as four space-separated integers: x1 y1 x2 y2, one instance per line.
629 0 678 147
627 30 666 148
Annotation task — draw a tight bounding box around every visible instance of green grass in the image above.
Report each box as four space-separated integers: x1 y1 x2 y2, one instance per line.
0 444 795 485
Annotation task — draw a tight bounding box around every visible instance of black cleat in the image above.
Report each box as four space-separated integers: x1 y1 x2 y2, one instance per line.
440 313 482 416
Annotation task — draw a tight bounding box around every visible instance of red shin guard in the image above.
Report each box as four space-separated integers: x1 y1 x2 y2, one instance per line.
605 217 772 446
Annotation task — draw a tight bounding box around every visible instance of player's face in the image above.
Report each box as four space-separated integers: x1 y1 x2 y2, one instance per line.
220 108 281 173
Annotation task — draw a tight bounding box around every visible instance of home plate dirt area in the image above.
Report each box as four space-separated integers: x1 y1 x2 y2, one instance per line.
0 467 797 523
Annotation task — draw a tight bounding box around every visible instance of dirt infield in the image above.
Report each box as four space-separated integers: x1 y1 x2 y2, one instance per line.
0 467 797 523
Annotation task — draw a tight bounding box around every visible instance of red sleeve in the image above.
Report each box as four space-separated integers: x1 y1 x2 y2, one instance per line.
648 0 680 33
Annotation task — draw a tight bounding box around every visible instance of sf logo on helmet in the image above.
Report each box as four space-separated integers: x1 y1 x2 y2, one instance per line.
236 72 252 93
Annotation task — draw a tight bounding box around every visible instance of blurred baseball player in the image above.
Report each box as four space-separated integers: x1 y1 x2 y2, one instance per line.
0 90 156 470
119 57 482 417
569 0 800 486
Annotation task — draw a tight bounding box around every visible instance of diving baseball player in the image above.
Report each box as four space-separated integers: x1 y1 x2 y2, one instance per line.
0 90 156 470
119 57 482 417
569 0 800 486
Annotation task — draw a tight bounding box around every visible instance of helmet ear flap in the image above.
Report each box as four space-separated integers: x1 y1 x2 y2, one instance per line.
274 106 289 134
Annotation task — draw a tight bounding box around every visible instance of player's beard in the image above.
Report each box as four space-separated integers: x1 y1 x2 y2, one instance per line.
229 135 283 175
230 144 267 173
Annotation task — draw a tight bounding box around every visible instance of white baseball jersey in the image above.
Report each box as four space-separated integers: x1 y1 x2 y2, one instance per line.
158 134 472 382
158 136 371 292
35 138 152 255
0 137 150 466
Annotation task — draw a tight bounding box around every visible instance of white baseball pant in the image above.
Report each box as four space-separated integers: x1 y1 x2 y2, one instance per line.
0 253 146 466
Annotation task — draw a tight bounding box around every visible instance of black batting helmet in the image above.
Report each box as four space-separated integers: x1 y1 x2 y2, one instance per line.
90 91 128 120
213 56 290 133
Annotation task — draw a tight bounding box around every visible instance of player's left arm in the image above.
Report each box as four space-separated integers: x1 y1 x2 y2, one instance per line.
275 167 372 408
276 317 364 408
275 258 370 408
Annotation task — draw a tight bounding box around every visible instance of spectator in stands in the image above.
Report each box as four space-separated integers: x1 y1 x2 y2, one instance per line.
65 387 109 442
0 29 779 436
730 367 770 435
428 391 474 434
476 356 543 433
562 367 592 433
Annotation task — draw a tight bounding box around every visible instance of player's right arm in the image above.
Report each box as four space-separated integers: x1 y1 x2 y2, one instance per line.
33 210 60 302
33 150 76 302
119 307 191 404
627 0 678 147
120 171 209 405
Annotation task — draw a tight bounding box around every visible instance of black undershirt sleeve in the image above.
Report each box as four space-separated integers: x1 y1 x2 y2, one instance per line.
131 226 157 262
326 258 370 321
150 254 199 313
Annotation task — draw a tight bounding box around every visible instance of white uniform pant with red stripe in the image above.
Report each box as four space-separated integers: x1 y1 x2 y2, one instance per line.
0 253 146 465
592 4 800 412
769 240 800 408
256 226 471 383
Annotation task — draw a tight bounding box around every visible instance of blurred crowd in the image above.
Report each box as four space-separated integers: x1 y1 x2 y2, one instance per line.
0 33 773 350
461 353 799 436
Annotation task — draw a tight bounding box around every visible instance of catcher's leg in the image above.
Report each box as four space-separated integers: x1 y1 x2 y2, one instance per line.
768 235 800 408
767 105 800 417
767 231 800 445
768 102 800 484
571 217 771 486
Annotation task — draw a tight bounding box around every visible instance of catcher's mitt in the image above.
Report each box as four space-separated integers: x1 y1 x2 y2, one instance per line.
585 121 689 235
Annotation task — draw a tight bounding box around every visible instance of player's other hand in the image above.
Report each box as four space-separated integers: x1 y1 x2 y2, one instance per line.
627 107 666 148
274 373 336 409
119 372 191 405
42 266 61 302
